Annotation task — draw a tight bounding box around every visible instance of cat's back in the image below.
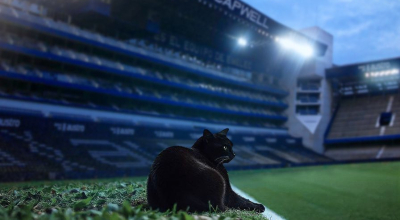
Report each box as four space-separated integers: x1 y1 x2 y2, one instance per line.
155 146 193 160
151 146 207 174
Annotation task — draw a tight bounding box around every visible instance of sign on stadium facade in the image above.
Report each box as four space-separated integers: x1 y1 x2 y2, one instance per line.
210 0 269 29
0 118 20 127
358 62 391 73
326 57 400 79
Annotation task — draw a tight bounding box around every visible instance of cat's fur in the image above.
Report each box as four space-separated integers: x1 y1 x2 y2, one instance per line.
147 128 265 213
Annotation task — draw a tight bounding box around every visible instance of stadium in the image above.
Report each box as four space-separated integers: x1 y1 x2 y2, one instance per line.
0 0 398 219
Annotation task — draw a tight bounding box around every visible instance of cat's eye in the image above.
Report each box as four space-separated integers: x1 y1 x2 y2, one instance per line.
223 146 227 151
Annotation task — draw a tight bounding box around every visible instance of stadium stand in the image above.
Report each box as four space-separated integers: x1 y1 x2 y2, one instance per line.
328 95 390 139
0 3 281 92
0 111 329 181
0 0 335 181
325 58 400 162
0 19 289 128
325 145 382 161
325 144 400 161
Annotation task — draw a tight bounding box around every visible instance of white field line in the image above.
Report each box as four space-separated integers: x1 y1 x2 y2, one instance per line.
231 185 286 220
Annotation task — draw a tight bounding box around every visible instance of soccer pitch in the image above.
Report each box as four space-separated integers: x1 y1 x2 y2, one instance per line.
0 162 398 220
230 162 400 220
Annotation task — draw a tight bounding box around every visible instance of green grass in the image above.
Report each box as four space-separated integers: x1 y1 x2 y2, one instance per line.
230 162 400 220
0 177 265 220
1 162 399 220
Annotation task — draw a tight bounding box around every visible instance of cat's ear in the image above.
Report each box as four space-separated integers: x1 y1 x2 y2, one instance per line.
203 129 213 137
217 128 229 136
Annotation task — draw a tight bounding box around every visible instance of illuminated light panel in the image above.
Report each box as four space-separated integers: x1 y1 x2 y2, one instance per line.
237 37 248 47
276 37 314 58
365 69 399 78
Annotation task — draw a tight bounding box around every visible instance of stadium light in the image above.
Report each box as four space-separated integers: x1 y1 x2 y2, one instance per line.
237 37 248 47
276 37 314 58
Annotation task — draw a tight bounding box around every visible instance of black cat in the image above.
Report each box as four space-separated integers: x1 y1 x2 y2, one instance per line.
147 128 265 213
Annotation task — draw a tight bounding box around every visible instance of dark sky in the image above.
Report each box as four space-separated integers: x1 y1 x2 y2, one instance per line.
244 0 400 65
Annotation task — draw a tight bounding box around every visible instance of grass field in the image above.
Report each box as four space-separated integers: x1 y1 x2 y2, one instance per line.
0 162 399 220
0 176 264 220
230 162 400 220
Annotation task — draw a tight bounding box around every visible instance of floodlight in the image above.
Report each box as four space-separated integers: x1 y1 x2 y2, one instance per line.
298 45 314 58
276 37 314 58
367 69 400 78
238 37 248 47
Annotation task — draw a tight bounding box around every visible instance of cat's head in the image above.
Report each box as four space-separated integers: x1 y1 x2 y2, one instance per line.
194 128 235 165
